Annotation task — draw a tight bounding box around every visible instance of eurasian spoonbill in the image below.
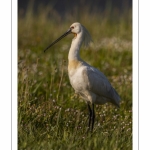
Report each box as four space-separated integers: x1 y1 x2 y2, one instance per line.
44 22 121 131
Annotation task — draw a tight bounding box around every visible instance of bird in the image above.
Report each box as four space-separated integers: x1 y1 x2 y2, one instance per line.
43 22 121 131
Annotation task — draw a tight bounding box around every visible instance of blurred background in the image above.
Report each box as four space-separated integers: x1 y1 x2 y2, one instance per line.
18 0 132 18
18 0 132 52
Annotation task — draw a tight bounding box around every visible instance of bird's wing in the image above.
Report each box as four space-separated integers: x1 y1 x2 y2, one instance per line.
83 66 120 104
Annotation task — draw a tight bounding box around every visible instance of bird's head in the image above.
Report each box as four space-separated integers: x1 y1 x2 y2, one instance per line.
70 22 82 35
70 22 92 47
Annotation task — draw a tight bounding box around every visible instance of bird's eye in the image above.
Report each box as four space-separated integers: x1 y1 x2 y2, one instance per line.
71 26 74 29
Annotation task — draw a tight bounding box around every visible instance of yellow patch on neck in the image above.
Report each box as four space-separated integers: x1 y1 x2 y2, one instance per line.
68 59 80 70
74 33 77 38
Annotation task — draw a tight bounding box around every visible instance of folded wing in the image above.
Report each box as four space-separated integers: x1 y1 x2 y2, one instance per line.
83 66 120 107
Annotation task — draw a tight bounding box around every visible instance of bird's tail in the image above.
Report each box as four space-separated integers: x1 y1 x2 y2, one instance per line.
112 88 121 108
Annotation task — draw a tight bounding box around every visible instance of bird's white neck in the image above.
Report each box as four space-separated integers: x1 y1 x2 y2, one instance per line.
68 33 83 61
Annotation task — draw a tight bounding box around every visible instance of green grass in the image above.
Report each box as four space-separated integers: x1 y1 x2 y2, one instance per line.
18 5 132 150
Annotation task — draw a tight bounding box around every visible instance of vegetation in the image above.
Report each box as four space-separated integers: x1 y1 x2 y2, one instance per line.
18 4 132 150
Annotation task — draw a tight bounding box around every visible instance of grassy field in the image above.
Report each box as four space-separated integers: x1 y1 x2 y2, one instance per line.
18 5 132 150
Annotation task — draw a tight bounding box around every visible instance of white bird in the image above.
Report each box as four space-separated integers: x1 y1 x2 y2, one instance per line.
44 22 120 131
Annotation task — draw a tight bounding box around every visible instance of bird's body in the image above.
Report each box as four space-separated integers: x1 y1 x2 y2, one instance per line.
68 60 120 106
44 22 120 131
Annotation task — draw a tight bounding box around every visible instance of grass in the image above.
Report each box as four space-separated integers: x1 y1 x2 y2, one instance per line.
18 4 132 150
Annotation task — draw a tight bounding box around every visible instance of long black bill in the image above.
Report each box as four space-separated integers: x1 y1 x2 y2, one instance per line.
44 29 71 53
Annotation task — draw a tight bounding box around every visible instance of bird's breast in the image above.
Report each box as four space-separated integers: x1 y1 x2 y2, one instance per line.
68 59 81 71
68 59 85 80
68 61 88 93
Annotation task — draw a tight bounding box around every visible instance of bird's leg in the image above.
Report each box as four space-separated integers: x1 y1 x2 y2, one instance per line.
87 103 92 130
91 104 95 131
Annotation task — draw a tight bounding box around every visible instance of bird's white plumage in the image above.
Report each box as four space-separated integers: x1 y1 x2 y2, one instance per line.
44 22 121 131
68 22 120 107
